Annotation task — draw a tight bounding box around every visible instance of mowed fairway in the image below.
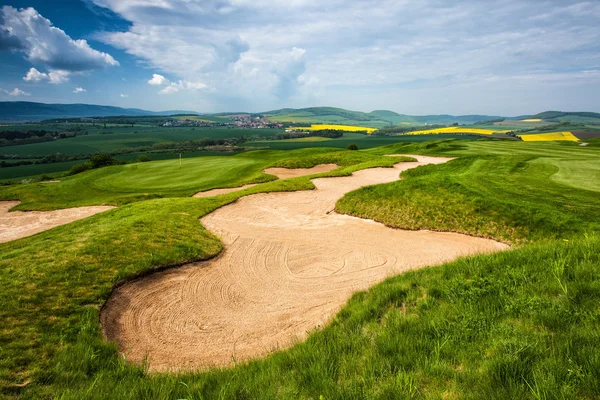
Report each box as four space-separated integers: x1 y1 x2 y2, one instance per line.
548 158 600 192
0 148 399 210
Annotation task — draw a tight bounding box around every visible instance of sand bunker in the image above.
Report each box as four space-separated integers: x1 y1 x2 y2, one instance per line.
102 156 507 372
0 201 115 244
193 164 338 198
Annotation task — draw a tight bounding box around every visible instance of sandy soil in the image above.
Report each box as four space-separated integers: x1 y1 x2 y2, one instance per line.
101 156 508 372
0 201 115 243
193 164 338 197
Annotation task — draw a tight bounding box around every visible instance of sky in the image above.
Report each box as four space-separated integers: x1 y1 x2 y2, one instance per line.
0 0 599 115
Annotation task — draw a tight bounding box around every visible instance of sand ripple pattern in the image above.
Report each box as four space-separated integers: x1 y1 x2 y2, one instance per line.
0 201 115 243
101 156 508 372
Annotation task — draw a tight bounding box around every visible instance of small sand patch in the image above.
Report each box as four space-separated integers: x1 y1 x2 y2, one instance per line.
0 201 115 243
193 164 338 198
102 156 507 372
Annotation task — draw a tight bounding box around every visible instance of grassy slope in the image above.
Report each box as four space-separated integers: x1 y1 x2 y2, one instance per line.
338 140 600 243
1 140 600 398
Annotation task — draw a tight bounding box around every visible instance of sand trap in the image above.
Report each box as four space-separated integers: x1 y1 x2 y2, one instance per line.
101 156 508 372
193 164 338 198
0 201 115 244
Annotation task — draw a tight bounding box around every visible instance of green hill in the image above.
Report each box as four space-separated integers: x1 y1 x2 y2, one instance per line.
264 107 504 127
516 111 600 124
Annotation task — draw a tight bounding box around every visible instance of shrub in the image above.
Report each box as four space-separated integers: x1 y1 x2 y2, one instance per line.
348 144 359 150
89 153 122 169
69 163 90 176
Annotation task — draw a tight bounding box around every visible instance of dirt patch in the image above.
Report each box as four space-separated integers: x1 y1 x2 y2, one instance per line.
101 156 508 372
193 164 338 198
0 201 115 244
572 130 600 140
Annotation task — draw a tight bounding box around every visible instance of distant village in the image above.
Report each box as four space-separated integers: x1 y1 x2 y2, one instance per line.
162 114 284 129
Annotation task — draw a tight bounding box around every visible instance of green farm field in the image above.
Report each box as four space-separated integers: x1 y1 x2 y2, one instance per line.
0 126 282 158
1 139 600 399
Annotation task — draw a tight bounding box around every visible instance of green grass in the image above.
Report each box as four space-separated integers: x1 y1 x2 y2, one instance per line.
0 127 282 158
0 148 401 210
1 139 600 398
548 159 600 192
247 134 478 151
335 140 600 243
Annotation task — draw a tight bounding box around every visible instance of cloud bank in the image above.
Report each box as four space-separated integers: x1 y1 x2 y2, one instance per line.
1 5 119 85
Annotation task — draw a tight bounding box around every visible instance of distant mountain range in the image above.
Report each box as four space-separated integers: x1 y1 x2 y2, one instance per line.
0 102 199 122
1 102 599 126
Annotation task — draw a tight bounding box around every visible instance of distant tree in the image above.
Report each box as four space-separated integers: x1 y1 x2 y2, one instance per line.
348 144 359 150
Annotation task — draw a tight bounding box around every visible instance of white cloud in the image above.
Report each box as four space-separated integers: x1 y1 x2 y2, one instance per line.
120 93 129 97
85 0 600 113
148 74 169 85
23 67 47 82
22 67 70 84
1 87 30 96
48 70 70 84
1 6 118 72
160 80 208 94
73 87 86 93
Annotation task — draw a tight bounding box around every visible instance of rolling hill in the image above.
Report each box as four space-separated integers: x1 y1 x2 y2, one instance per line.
264 107 503 127
0 102 199 122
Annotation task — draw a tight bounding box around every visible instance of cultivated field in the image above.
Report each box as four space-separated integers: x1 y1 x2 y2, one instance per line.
288 124 378 134
403 126 509 135
1 138 600 398
518 131 580 142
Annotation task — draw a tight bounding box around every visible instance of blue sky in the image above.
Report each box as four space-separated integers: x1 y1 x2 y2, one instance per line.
0 0 599 115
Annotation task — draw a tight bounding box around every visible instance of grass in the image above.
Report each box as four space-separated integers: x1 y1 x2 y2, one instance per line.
0 127 282 158
247 134 479 151
1 139 600 398
0 148 403 210
336 139 600 243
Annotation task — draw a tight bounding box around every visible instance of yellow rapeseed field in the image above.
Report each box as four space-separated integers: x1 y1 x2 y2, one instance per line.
404 126 508 135
289 124 377 134
518 132 580 142
521 119 543 122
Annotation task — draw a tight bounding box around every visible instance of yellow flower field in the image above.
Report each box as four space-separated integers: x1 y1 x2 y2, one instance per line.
289 124 377 134
404 126 509 135
518 132 580 142
521 119 543 122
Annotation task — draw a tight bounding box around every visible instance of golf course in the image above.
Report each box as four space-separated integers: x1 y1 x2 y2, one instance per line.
1 137 600 399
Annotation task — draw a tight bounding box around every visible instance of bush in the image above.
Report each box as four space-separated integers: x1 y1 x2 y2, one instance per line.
89 153 122 169
348 144 359 150
69 163 90 176
137 155 152 163
39 174 55 181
